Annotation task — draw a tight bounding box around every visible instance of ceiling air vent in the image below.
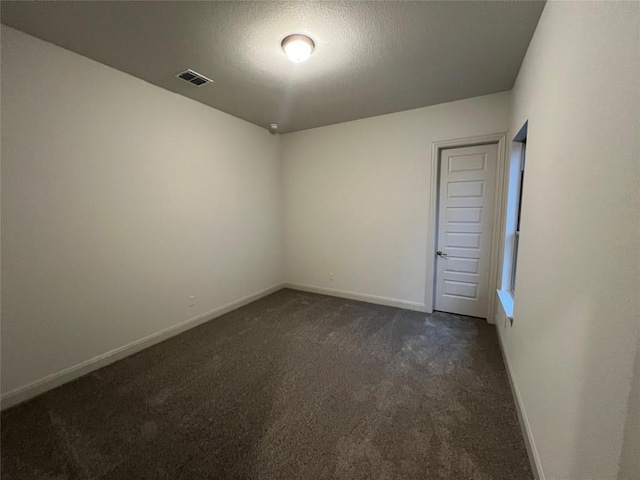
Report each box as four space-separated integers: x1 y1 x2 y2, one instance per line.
176 69 213 87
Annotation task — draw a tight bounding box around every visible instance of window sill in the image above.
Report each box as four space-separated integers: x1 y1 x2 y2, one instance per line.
497 289 514 320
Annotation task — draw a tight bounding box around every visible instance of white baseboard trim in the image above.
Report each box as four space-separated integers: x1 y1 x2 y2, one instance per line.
283 282 426 312
1 283 285 411
496 326 545 480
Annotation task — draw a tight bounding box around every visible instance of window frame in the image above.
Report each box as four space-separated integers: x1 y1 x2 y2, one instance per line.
498 121 527 321
510 141 526 294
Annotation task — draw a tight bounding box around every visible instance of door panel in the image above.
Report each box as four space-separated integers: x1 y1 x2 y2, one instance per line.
434 144 498 318
447 180 485 198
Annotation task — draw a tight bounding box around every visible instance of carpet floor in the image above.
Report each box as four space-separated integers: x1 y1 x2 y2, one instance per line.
1 289 532 479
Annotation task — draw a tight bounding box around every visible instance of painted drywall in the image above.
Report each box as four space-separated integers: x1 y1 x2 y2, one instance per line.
0 27 284 397
281 92 510 310
495 2 640 479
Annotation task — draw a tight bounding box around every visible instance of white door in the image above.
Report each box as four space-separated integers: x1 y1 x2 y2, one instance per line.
434 144 498 318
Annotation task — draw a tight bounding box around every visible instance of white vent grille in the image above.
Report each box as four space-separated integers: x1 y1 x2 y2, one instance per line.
176 69 213 87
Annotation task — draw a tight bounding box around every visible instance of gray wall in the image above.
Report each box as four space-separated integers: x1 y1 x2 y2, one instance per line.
1 26 284 397
281 92 510 310
496 2 640 478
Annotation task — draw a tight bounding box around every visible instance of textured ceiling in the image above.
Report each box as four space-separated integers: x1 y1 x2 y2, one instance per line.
1 1 544 133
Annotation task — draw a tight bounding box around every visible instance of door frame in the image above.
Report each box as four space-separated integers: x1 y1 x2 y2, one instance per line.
425 133 507 323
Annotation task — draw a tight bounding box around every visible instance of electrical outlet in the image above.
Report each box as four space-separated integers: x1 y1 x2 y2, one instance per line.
329 272 334 281
188 296 196 307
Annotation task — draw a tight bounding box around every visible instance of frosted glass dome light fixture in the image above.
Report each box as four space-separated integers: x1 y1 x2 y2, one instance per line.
282 34 315 63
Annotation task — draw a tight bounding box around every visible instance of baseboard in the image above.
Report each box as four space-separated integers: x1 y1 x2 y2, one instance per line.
496 326 545 480
0 283 285 410
284 282 426 312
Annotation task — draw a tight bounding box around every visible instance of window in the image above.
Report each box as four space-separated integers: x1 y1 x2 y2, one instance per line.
511 140 526 293
498 122 527 320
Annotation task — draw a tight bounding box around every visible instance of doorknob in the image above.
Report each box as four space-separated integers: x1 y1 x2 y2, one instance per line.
437 250 448 258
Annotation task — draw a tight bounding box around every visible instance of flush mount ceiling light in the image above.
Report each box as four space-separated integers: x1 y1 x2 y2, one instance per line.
281 34 315 63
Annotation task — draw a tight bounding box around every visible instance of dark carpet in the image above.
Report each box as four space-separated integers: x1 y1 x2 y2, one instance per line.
1 289 532 479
